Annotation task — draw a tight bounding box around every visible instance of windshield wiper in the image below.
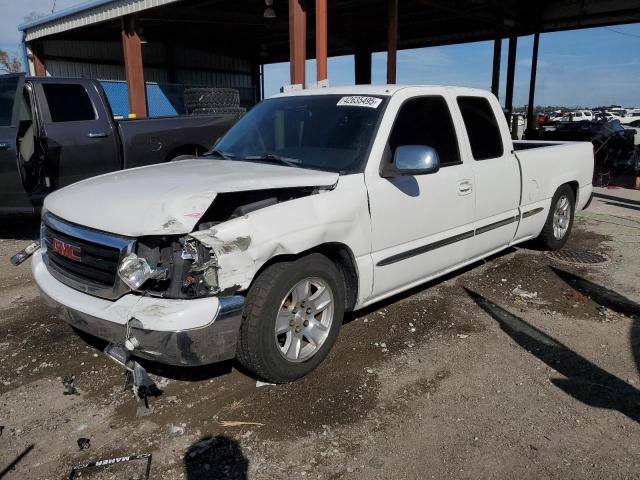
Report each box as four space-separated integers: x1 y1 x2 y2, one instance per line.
207 149 236 160
243 154 303 168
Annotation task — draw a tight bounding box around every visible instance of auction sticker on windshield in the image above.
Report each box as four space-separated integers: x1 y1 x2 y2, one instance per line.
337 96 383 108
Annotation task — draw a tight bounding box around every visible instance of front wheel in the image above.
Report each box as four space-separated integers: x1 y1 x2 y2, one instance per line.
236 254 345 383
536 185 575 250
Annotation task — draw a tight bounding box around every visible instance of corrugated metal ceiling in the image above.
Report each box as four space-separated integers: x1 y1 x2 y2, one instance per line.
21 0 183 41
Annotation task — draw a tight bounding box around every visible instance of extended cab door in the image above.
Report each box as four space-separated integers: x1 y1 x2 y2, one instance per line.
454 95 520 258
366 93 475 298
34 80 120 188
0 73 33 212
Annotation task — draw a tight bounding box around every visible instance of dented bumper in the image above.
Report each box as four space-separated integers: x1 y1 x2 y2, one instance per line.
32 250 244 366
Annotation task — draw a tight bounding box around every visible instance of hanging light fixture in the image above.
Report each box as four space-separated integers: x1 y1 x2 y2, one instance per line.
264 0 276 18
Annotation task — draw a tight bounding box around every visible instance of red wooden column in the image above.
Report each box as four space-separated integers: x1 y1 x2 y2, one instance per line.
121 15 147 118
29 43 46 76
289 0 307 86
315 0 327 83
387 0 398 84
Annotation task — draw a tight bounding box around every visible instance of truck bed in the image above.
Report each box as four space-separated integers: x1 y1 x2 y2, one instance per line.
514 140 594 208
117 114 237 168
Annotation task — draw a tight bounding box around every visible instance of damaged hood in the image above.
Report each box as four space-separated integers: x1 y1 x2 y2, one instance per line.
44 159 339 236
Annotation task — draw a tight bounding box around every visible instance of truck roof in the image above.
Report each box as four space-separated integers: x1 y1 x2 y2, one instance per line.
269 84 490 99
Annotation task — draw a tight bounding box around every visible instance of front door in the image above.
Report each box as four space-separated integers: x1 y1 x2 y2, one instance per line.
367 94 476 298
0 73 33 213
35 81 120 188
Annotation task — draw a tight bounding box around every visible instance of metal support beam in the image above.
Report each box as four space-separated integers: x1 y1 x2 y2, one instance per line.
504 35 517 118
121 15 147 118
251 61 261 103
387 0 398 84
526 32 540 135
354 48 372 85
289 0 306 86
315 0 327 82
491 36 501 99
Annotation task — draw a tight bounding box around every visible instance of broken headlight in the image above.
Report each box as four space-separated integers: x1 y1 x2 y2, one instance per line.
118 253 168 290
175 237 220 298
118 236 219 299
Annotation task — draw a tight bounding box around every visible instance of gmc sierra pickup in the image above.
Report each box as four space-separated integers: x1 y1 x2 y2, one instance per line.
28 85 594 383
0 73 236 213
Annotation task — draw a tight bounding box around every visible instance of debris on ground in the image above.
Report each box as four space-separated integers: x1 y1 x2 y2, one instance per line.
68 454 152 479
62 375 77 395
511 286 538 300
77 437 91 450
168 424 185 437
256 380 275 387
218 420 265 427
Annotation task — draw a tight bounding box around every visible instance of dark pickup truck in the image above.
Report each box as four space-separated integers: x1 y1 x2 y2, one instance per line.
0 73 237 214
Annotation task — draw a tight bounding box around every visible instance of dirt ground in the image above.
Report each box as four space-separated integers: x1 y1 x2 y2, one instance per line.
1 189 639 479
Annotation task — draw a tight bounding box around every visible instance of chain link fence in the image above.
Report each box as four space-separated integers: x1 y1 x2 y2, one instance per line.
100 80 257 118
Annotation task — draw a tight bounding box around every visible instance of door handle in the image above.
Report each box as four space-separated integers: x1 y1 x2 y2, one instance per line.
458 180 473 195
0 142 9 150
87 132 107 138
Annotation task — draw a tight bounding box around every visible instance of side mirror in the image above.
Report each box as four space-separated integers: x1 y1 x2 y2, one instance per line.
382 145 440 177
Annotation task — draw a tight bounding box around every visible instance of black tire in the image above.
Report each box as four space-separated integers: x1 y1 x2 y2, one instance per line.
236 254 345 383
536 185 575 250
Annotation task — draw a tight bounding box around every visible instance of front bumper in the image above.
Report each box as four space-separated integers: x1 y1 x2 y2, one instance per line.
32 250 244 366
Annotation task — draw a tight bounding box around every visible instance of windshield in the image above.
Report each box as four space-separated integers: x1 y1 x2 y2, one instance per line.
212 94 387 174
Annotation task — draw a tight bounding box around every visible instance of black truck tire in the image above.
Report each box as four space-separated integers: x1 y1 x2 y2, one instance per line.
189 106 246 118
536 184 575 250
236 254 345 384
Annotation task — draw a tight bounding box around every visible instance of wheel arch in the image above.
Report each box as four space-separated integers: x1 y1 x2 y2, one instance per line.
247 242 359 312
164 144 207 162
564 180 579 203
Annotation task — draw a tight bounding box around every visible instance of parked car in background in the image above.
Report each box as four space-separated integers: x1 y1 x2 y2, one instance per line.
28 85 594 383
0 74 238 214
559 110 593 122
621 109 640 125
625 119 640 145
594 110 623 122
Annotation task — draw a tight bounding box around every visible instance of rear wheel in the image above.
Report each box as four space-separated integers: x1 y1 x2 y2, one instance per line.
236 254 344 383
536 185 575 250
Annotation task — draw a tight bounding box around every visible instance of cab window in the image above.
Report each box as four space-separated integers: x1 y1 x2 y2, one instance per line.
42 83 96 122
457 96 504 160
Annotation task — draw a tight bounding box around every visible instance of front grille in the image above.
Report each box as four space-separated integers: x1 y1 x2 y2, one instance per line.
44 225 120 286
42 213 135 300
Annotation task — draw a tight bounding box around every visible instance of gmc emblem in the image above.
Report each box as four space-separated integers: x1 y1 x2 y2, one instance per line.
51 238 81 261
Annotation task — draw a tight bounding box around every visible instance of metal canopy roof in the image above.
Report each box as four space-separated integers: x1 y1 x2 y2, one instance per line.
19 0 182 41
19 0 640 62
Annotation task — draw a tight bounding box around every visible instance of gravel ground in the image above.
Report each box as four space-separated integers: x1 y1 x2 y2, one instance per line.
1 192 639 479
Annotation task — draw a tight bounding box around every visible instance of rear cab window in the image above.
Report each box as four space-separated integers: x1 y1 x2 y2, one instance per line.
457 96 504 160
42 83 97 123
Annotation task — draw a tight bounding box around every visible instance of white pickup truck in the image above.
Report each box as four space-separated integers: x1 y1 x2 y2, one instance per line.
30 85 594 383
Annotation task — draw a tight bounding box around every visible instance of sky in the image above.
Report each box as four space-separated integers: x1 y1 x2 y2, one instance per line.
2 0 640 108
